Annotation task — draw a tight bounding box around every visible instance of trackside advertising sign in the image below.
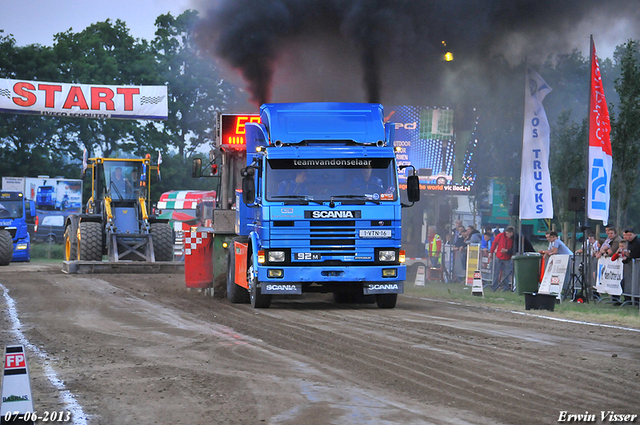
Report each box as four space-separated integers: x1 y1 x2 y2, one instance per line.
0 78 168 120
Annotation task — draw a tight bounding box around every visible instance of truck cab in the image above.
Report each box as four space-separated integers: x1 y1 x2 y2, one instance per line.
0 191 36 263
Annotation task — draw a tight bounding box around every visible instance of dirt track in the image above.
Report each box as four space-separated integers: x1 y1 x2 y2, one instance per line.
1 263 639 425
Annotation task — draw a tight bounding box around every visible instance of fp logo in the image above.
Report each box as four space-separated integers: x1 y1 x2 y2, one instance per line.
5 353 26 369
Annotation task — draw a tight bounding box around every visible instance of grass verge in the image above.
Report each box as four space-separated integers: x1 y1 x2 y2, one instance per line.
404 281 640 329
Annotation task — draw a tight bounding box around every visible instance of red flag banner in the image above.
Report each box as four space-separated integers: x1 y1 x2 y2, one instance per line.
587 39 612 225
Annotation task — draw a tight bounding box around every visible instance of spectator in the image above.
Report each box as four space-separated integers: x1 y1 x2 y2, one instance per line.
576 231 600 257
425 226 442 268
540 231 573 257
452 219 463 242
621 229 640 305
595 226 622 259
622 228 640 263
490 226 515 291
465 225 482 245
481 229 494 252
611 240 628 262
453 225 466 252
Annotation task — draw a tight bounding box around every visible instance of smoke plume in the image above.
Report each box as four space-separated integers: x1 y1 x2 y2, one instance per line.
193 0 640 106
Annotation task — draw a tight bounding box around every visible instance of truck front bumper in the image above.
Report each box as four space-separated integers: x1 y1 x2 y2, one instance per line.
257 264 405 285
11 241 30 262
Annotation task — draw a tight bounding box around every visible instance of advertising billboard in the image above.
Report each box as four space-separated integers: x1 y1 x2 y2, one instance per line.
386 105 477 193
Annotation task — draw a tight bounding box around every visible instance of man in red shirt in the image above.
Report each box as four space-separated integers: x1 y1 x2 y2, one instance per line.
490 226 515 291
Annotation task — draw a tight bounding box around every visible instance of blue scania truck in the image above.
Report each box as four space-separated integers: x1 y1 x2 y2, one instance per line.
0 191 36 264
196 103 419 308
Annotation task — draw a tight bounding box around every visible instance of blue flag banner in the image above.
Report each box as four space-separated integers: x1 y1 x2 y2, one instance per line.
519 66 553 219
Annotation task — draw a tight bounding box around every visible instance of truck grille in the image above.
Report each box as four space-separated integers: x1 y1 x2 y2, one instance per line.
272 220 357 256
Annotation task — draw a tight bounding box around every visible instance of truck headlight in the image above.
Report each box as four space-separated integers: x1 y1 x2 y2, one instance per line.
378 250 396 262
268 251 285 262
16 243 28 250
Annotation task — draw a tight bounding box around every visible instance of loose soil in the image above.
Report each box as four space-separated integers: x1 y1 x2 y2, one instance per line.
0 263 638 424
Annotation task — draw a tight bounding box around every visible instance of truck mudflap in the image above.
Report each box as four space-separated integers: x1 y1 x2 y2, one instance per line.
261 284 303 295
363 282 404 294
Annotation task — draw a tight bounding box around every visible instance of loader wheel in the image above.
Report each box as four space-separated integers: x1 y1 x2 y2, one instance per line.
0 230 13 266
79 222 103 261
227 248 249 303
64 226 77 261
150 222 173 261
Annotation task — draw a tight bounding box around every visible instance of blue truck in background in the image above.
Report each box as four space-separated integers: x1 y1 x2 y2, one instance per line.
202 103 419 308
0 191 36 264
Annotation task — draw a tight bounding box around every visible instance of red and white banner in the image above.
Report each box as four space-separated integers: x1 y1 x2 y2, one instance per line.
587 39 612 225
0 78 168 120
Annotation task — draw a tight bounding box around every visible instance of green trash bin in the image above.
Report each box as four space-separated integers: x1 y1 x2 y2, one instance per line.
513 254 542 295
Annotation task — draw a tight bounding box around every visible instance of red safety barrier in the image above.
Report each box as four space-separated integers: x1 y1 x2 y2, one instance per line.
184 231 213 289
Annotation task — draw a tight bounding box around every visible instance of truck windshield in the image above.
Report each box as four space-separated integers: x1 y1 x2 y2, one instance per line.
266 158 397 202
0 201 23 219
104 161 143 200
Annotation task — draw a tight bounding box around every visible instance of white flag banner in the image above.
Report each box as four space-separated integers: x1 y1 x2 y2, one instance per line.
0 78 168 120
587 39 612 225
519 66 553 219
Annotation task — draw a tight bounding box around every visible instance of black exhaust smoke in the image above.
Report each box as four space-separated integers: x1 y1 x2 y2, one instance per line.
195 0 640 105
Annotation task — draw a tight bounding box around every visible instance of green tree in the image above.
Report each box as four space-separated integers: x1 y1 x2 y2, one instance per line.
610 40 640 227
153 10 241 159
549 111 587 223
52 19 160 158
0 35 80 178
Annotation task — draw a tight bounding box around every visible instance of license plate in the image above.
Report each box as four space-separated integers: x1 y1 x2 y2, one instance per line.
359 229 391 238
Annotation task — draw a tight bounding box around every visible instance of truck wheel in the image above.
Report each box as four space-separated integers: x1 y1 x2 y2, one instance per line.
227 248 249 303
375 294 397 309
247 255 271 308
0 230 13 266
64 226 77 261
151 222 173 261
79 222 103 261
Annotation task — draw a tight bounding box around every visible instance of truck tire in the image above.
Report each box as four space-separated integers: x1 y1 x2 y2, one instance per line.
150 222 173 261
0 230 13 266
79 222 103 261
64 226 77 261
247 255 271 308
375 293 397 309
227 248 249 303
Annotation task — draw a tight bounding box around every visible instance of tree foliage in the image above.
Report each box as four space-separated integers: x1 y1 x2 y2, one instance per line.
610 40 640 228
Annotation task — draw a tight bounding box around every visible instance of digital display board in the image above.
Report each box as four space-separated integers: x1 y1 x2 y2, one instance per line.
219 114 260 150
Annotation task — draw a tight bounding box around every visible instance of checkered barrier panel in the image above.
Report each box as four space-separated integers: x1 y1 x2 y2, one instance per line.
183 231 209 256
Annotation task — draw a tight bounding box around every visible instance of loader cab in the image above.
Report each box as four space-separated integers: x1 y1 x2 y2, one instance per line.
86 158 150 214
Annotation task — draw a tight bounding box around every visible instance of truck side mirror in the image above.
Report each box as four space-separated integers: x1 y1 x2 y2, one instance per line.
192 158 202 178
407 175 420 203
241 167 256 204
29 200 36 218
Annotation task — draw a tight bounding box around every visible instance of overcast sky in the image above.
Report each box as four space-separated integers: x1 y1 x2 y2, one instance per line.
0 0 194 46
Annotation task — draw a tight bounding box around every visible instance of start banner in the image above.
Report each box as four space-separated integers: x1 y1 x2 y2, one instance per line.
0 78 168 120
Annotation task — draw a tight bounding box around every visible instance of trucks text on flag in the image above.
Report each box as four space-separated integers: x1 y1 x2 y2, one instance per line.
0 78 168 120
519 66 553 219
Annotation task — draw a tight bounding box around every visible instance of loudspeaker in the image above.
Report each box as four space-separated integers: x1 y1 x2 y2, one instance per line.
508 194 519 216
568 188 585 212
